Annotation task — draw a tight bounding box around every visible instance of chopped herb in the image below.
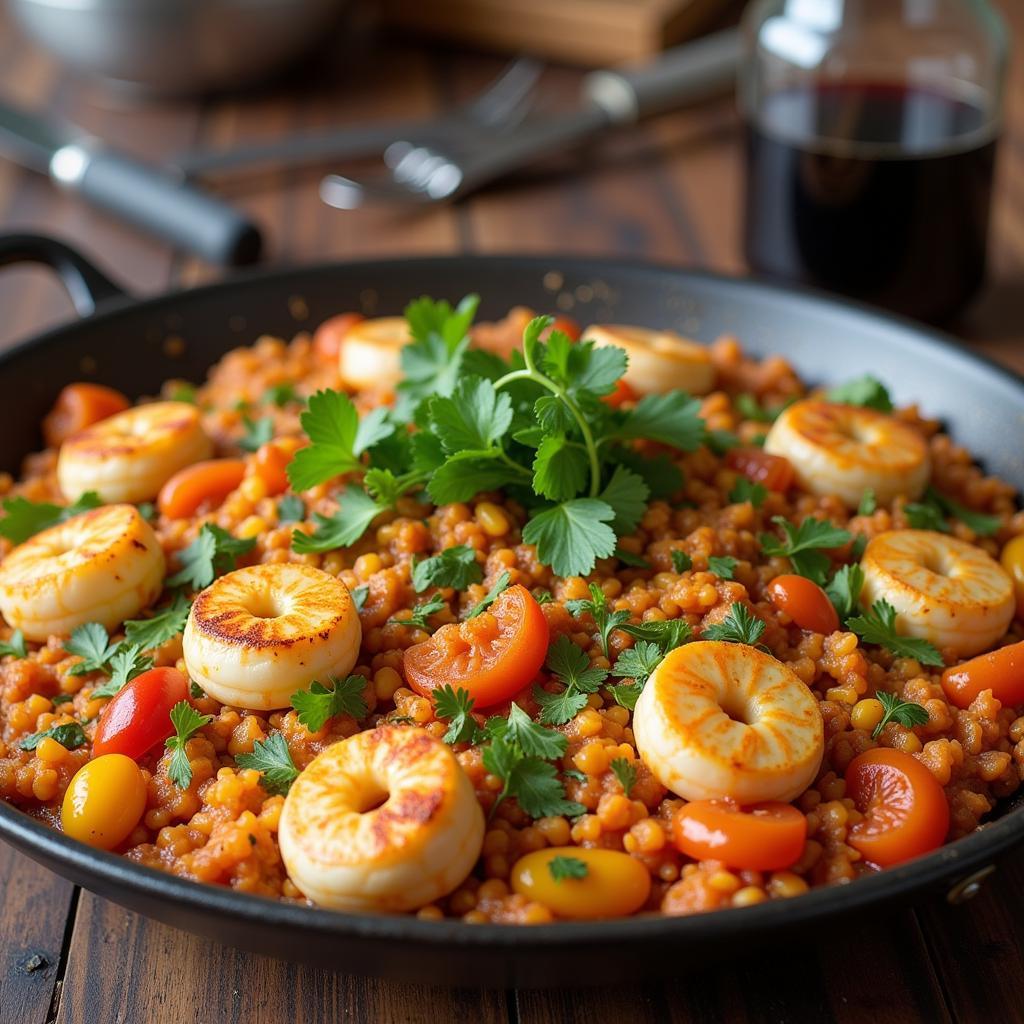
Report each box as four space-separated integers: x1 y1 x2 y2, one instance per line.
609 757 637 796
389 594 447 631
534 589 554 605
51 694 73 706
522 498 617 578
759 516 852 586
619 619 691 654
735 393 793 423
534 635 609 726
412 545 483 593
291 676 368 732
239 415 274 453
189 681 206 700
707 555 738 580
827 375 893 412
847 600 944 666
168 382 197 404
548 856 589 882
0 630 27 659
857 490 877 516
610 640 664 709
565 582 629 659
291 487 383 553
850 534 868 561
614 547 651 569
20 721 86 752
65 622 119 676
563 768 587 784
90 644 154 699
702 603 766 646
825 563 865 623
124 594 191 650
671 549 693 573
276 494 306 523
433 685 479 744
165 701 213 788
905 499 948 533
729 477 767 507
137 502 157 522
705 429 741 454
872 691 931 738
236 733 300 796
0 491 102 545
466 570 512 619
351 584 369 612
907 488 1001 537
263 381 298 407
168 524 256 590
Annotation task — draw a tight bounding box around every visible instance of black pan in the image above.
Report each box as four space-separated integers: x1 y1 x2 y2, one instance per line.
0 233 1021 989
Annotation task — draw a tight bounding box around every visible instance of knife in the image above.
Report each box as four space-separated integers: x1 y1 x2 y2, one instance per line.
0 101 263 265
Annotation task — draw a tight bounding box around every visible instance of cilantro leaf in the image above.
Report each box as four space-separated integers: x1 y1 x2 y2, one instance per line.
291 486 382 553
609 757 637 796
0 491 102 545
707 555 737 580
429 376 513 453
532 434 589 501
599 465 649 533
168 524 256 589
613 639 664 686
565 583 629 659
735 393 792 423
671 549 692 573
536 635 609 725
827 375 894 412
236 733 300 795
0 630 27 659
351 584 369 612
614 392 706 451
730 478 767 507
20 721 86 752
90 644 154 699
399 295 479 402
263 381 298 407
504 703 567 760
165 701 213 788
548 855 589 882
847 599 944 666
929 488 1000 537
412 545 483 593
277 494 306 523
426 450 523 505
287 389 394 491
905 499 948 532
66 622 119 676
824 563 865 623
434 685 479 745
858 490 877 516
872 691 931 738
389 594 447 630
614 547 650 568
239 415 274 453
291 676 368 732
522 499 617 578
466 571 511 619
702 603 766 646
619 619 691 654
534 685 590 726
759 516 852 586
124 594 191 650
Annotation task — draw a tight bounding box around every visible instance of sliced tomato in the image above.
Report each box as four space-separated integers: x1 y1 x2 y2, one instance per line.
42 383 130 448
845 748 949 867
672 800 807 871
726 447 795 492
313 312 365 361
404 584 549 709
92 668 190 761
941 640 1024 709
767 574 839 634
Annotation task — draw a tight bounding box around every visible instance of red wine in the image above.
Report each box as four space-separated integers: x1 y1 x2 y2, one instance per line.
743 83 998 323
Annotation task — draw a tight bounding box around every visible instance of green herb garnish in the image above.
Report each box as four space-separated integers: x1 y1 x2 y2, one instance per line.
124 594 191 651
433 685 479 745
291 676 368 732
872 691 930 738
702 603 766 646
0 492 102 545
236 733 300 796
20 721 86 752
465 570 512 619
165 701 213 788
847 600 944 666
534 635 608 726
548 856 589 882
609 757 637 796
827 375 893 412
759 516 852 586
168 524 256 590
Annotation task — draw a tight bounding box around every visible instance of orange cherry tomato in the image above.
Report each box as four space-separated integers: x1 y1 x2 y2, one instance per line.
1000 535 1024 619
726 447 795 492
603 377 638 409
157 458 246 519
672 800 807 871
941 640 1024 709
548 316 581 342
313 313 365 361
253 438 304 495
92 668 190 761
767 574 839 634
42 382 131 448
405 584 549 709
845 748 949 867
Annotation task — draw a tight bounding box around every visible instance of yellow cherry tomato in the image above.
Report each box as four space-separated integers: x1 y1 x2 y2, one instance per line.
1000 535 1024 619
61 753 147 850
510 846 651 919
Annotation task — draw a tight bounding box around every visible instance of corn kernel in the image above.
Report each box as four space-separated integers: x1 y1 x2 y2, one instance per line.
851 697 884 732
236 515 266 539
240 476 267 503
475 501 510 537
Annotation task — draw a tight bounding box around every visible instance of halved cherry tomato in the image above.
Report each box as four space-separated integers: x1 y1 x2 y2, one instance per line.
157 458 246 519
726 447 795 492
603 377 638 409
845 748 949 867
941 639 1024 709
313 312 365 361
92 667 190 761
42 382 130 448
405 584 549 709
253 438 304 495
672 800 807 871
767 574 839 634
1000 535 1024 619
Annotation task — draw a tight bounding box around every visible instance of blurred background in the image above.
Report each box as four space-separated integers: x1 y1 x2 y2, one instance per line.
0 0 1019 351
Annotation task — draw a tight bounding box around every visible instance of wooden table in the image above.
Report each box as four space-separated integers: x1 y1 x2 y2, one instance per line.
2 5 1023 1022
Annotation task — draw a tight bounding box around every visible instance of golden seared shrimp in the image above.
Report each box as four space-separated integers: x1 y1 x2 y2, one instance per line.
633 641 824 803
860 530 1014 657
338 316 410 392
56 401 212 504
0 504 164 641
278 726 484 912
763 400 930 508
182 563 361 710
584 324 715 396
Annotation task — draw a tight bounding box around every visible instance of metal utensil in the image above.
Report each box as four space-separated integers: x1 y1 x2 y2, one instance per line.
175 57 544 181
0 101 262 265
321 29 741 208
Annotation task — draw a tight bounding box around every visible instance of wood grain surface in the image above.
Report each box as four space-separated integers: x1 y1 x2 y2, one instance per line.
1 3 1023 1021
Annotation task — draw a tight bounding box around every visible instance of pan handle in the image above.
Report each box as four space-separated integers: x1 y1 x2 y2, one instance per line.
0 233 127 318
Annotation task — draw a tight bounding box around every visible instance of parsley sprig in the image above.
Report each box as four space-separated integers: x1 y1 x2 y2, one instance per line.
291 676 368 732
566 583 629 659
20 721 86 752
466 571 512 619
389 594 447 631
703 603 766 646
434 685 479 744
165 702 213 788
847 600 944 666
236 734 300 795
905 487 1000 537
0 492 102 545
534 636 609 725
124 593 191 650
548 856 588 882
0 629 27 660
827 375 893 412
90 644 154 699
168 524 256 590
872 691 930 738
759 516 852 586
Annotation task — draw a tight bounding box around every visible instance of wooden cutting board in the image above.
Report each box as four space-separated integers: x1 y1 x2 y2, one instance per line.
380 0 735 65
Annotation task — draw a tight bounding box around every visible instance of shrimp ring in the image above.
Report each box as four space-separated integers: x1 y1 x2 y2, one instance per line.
278 726 484 912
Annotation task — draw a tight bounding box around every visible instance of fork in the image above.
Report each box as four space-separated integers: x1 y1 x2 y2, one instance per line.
174 57 543 181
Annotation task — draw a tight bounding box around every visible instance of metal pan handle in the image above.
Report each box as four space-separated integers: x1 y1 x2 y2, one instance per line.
0 232 127 319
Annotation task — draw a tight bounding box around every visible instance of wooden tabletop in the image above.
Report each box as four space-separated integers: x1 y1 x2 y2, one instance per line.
2 4 1023 1022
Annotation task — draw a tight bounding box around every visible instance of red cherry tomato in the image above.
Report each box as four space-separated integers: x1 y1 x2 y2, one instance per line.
672 800 807 871
845 748 949 867
312 313 365 361
726 447 795 492
603 377 639 409
92 668 190 760
941 640 1024 709
404 584 549 709
767 574 839 634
